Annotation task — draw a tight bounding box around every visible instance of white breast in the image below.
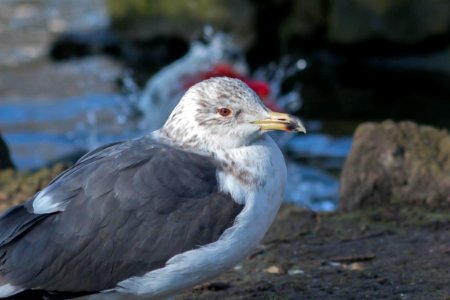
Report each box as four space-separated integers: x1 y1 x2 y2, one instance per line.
115 135 287 298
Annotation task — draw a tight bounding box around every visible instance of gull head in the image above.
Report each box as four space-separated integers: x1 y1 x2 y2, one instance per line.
160 77 306 152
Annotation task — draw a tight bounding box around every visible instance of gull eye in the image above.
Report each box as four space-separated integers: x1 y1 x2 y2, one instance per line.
217 107 232 117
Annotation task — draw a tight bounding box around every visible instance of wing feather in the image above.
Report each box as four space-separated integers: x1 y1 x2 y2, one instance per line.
0 137 243 294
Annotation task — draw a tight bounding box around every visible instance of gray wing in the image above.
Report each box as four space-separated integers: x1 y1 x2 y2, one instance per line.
0 137 243 293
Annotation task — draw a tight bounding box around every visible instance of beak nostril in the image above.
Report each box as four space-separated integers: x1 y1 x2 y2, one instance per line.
286 124 296 131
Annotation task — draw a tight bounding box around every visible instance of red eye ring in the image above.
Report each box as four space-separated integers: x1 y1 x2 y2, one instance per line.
218 107 232 117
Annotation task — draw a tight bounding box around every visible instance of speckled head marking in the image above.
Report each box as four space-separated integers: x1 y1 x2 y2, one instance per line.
160 77 270 153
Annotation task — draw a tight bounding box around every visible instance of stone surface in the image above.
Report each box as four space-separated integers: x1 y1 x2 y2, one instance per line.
340 120 450 211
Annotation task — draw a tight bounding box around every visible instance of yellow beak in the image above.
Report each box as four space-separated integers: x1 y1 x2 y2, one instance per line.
252 111 306 133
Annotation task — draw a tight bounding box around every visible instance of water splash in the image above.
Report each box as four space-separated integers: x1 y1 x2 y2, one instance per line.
253 57 305 112
285 159 339 212
138 32 248 130
138 32 305 131
1 31 345 211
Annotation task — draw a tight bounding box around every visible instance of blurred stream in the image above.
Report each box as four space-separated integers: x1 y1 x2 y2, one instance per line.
0 0 355 212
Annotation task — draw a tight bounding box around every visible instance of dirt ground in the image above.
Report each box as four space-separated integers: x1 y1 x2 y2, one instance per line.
1 167 449 300
177 205 450 300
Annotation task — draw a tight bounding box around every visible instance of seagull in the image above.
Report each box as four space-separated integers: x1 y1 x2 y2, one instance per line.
0 77 305 299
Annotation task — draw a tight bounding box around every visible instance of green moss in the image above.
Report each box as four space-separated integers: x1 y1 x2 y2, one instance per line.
320 205 450 239
397 206 450 225
107 0 228 21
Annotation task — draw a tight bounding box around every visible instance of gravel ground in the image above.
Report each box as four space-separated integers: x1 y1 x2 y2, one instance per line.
177 205 450 300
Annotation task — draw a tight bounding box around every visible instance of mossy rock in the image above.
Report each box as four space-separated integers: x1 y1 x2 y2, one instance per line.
340 120 450 211
0 164 68 212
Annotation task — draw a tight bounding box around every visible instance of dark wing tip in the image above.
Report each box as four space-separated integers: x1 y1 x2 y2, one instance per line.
0 205 48 248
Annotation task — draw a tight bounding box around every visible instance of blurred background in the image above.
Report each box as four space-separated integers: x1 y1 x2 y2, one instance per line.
0 0 449 212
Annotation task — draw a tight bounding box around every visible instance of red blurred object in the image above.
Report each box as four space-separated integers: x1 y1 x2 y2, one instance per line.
183 63 282 112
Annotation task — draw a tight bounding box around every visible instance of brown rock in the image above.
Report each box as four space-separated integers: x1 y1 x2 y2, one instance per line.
340 120 450 211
